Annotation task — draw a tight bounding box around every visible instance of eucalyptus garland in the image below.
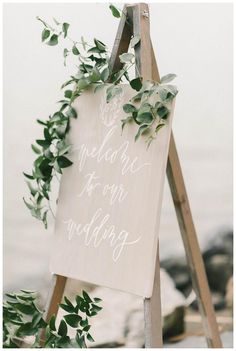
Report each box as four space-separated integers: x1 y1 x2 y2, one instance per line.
23 4 178 228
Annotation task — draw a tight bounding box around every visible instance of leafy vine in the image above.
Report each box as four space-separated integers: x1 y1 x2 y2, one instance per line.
3 289 102 348
23 4 178 228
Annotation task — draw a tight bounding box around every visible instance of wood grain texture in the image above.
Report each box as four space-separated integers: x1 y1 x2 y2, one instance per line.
109 6 132 76
166 134 222 348
40 274 67 345
131 3 163 348
50 84 174 297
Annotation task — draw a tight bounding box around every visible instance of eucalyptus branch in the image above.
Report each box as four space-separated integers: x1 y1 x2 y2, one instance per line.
3 290 102 348
24 7 178 229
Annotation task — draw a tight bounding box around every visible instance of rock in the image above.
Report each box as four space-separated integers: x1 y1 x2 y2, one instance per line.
161 257 191 296
204 254 232 295
161 230 233 306
163 306 185 339
203 230 233 259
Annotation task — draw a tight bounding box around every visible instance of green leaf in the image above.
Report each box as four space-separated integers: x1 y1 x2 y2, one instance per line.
164 84 178 97
12 302 35 315
44 128 51 140
66 106 77 118
17 322 37 336
23 198 34 210
158 88 168 101
82 290 92 303
57 335 71 348
101 67 109 82
63 48 69 65
53 17 60 25
42 210 48 229
58 319 67 337
72 44 80 55
47 34 58 46
64 90 73 99
119 53 134 63
87 333 95 342
160 73 177 84
42 28 50 42
31 144 41 154
83 325 91 332
136 104 153 124
94 38 106 52
59 303 75 313
76 333 86 348
37 118 48 126
89 67 101 83
123 103 136 113
109 4 121 18
62 22 70 38
36 139 51 148
91 303 102 312
81 36 87 50
80 318 88 327
135 124 150 142
156 105 169 119
106 85 122 103
64 296 75 310
155 123 165 133
77 78 89 90
26 182 38 196
64 314 82 328
130 35 140 48
130 77 142 91
54 159 62 174
94 297 102 303
80 300 90 313
23 172 34 180
56 124 67 137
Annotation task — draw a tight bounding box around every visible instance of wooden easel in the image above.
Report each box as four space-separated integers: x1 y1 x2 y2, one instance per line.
43 3 222 348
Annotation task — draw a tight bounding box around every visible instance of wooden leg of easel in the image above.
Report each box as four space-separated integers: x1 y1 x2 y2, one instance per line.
167 132 222 348
40 274 67 345
144 242 163 348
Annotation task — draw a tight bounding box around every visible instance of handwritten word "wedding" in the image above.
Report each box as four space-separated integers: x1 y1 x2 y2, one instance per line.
76 125 150 175
63 208 141 262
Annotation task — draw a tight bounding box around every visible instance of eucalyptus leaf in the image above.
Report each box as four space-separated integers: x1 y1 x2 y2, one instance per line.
119 53 134 63
130 77 142 91
109 4 121 18
42 28 50 42
62 22 70 38
135 124 150 142
156 105 169 119
47 34 58 46
64 90 73 98
94 38 106 52
160 73 177 84
66 106 77 119
72 44 80 55
31 144 41 154
101 67 109 82
123 103 136 113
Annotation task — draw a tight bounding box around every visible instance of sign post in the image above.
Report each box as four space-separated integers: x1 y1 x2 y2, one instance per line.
44 4 222 348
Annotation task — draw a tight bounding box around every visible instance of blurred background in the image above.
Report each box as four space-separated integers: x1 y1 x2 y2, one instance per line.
3 2 233 348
